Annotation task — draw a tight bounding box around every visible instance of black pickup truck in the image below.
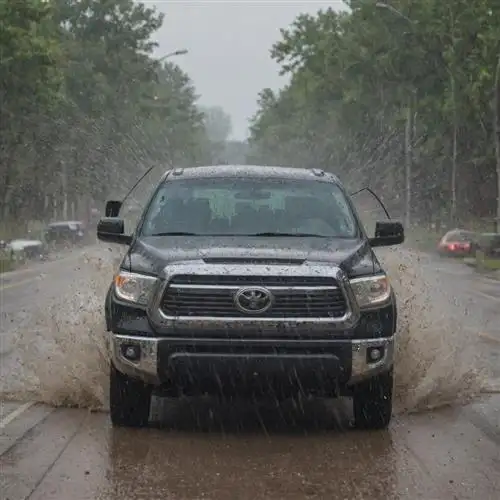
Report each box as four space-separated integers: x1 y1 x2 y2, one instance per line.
98 165 404 430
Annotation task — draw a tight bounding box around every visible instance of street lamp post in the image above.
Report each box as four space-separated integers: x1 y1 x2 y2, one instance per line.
375 2 415 230
157 49 188 63
377 2 461 227
375 2 414 24
150 49 188 100
147 49 189 105
495 54 500 233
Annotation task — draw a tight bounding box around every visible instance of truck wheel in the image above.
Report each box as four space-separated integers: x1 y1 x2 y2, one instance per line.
352 369 393 430
109 364 153 428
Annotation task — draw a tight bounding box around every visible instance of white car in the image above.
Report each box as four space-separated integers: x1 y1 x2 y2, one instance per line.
6 239 47 260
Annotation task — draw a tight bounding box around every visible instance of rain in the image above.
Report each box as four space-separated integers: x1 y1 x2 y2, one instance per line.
1 1 499 499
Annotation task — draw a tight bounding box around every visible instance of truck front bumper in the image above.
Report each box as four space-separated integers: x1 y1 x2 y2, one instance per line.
108 334 395 393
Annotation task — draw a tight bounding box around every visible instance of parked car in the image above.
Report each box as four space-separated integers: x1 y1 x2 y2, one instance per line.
5 238 47 261
44 221 86 247
475 232 500 259
98 165 405 430
437 229 477 257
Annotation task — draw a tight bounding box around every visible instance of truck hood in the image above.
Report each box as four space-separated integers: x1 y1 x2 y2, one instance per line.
124 236 380 278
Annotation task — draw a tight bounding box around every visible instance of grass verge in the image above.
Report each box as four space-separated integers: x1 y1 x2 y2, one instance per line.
463 255 500 278
0 258 16 274
481 258 500 271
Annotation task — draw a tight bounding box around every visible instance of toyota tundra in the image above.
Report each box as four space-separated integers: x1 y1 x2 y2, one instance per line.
98 165 404 429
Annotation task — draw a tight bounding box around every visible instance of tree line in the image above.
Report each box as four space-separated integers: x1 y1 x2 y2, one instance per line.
0 0 231 236
247 0 500 232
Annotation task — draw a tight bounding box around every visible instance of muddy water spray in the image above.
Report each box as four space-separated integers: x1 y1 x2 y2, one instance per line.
0 249 119 410
0 246 489 413
379 247 487 413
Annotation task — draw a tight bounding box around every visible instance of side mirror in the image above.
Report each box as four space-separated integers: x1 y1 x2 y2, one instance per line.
369 221 404 247
105 200 123 217
97 217 132 245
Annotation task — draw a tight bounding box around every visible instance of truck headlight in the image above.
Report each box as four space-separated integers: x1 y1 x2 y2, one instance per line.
350 275 391 308
114 271 157 306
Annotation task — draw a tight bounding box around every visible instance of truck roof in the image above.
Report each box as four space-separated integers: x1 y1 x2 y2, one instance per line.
162 165 342 184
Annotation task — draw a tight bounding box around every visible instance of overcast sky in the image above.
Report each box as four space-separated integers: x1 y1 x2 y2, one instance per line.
149 1 347 140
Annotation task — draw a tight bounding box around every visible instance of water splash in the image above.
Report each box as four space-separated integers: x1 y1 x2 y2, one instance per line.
379 247 487 413
0 250 115 410
0 246 490 414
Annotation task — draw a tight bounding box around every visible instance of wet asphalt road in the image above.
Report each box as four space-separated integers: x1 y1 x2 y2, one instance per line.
1 397 499 499
0 245 105 315
1 247 499 499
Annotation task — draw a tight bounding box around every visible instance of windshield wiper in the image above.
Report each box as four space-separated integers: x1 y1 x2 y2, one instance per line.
149 231 201 236
249 232 330 238
149 231 332 238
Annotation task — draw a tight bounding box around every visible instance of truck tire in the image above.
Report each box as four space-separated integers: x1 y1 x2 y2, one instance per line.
109 364 153 428
352 369 393 430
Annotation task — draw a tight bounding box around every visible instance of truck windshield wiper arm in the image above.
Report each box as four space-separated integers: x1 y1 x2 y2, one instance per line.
149 231 333 237
149 231 201 236
249 232 330 238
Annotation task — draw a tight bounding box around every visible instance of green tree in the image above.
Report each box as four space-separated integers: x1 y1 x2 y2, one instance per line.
249 0 500 230
0 0 212 236
202 106 233 144
199 105 233 163
0 0 64 221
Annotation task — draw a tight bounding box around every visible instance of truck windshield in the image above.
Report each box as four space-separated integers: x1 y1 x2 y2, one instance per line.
140 177 359 238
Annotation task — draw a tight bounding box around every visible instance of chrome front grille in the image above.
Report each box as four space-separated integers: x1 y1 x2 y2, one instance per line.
167 274 337 287
160 275 348 318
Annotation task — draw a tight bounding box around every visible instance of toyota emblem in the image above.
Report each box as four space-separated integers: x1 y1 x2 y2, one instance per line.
234 286 273 314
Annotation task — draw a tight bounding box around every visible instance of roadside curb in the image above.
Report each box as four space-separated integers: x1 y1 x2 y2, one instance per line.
484 271 500 281
471 270 499 282
463 259 500 281
484 274 500 283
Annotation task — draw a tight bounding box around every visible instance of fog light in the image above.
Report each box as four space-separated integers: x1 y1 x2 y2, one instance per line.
121 344 141 361
367 347 383 362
